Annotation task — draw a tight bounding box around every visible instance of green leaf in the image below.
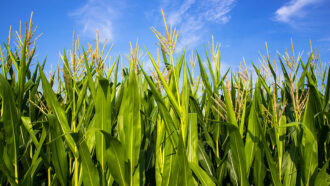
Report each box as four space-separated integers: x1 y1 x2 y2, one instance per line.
0 145 16 185
83 49 96 98
239 94 247 137
278 57 291 87
21 117 39 148
145 47 181 117
117 62 141 186
73 78 88 120
198 142 214 177
244 82 260 177
189 162 216 186
0 74 19 182
94 77 112 172
21 158 43 185
168 138 195 186
251 62 271 95
38 64 78 158
101 131 129 186
61 51 73 101
222 81 238 126
314 160 330 186
48 114 68 186
187 113 198 164
204 46 216 90
227 124 248 185
78 137 101 186
22 126 47 185
253 147 266 186
181 57 190 144
301 90 318 185
196 51 212 95
276 116 287 180
255 98 282 186
140 66 179 146
283 144 298 186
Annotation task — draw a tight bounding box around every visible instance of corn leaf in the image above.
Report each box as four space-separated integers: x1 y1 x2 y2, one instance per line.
39 64 78 158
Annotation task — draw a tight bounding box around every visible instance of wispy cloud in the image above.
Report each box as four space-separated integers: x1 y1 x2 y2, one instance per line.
157 0 236 51
274 0 322 24
69 0 124 42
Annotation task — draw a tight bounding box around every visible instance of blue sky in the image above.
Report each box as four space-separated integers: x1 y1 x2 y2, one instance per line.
0 0 329 73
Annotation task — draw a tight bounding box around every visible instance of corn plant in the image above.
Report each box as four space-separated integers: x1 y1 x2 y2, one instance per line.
0 10 329 186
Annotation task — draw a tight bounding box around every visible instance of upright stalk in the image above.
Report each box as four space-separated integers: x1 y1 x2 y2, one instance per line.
14 162 18 184
73 67 78 186
170 54 180 108
48 132 51 186
72 31 79 186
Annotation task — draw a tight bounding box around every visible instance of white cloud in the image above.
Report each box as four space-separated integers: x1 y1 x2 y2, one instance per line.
69 0 123 42
203 0 236 23
175 16 204 51
168 0 195 25
158 0 236 52
275 0 322 23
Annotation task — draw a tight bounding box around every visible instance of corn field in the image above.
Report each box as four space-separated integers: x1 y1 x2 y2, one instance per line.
0 12 329 186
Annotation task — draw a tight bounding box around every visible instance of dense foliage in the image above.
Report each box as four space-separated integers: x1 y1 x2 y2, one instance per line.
0 12 329 186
